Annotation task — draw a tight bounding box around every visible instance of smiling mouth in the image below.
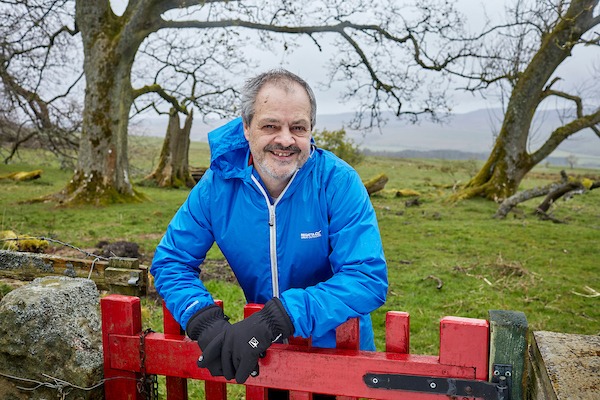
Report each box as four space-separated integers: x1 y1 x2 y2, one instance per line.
271 150 295 157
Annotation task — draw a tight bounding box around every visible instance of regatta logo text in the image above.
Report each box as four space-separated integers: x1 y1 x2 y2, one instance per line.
300 230 322 239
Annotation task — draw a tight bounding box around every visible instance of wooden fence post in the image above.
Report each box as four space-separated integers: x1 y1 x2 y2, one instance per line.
101 294 144 400
488 310 529 400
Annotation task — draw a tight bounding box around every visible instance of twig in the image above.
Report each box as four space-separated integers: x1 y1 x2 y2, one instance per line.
535 209 566 224
571 286 600 298
424 275 443 289
0 371 138 397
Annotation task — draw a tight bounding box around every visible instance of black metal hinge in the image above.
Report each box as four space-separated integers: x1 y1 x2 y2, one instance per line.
364 369 510 400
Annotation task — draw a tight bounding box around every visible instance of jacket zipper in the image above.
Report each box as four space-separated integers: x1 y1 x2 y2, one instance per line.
251 170 299 298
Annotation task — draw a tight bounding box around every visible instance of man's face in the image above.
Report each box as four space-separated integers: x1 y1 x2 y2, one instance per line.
244 82 313 186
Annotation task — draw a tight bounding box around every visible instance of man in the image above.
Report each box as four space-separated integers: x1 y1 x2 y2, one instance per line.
151 69 388 386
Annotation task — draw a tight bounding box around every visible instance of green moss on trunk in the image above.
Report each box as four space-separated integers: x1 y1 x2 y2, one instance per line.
57 171 146 206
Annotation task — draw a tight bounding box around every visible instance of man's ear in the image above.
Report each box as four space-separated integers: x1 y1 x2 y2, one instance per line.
243 123 250 140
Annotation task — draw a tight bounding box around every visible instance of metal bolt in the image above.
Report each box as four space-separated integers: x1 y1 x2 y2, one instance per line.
372 377 379 384
430 382 437 389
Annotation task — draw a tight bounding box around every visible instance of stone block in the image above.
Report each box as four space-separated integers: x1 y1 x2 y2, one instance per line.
0 276 103 400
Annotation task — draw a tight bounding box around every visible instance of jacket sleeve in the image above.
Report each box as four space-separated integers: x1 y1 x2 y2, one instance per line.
150 175 217 330
279 167 388 342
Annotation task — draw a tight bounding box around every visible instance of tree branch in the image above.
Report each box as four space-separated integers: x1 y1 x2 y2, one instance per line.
530 107 600 165
132 84 188 115
158 18 462 72
540 88 584 116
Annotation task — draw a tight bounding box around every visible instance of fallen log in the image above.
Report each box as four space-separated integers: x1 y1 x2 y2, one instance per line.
0 169 43 181
494 171 599 219
363 173 388 195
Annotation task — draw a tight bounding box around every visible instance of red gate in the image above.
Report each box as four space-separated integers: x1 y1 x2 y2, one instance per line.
101 294 522 399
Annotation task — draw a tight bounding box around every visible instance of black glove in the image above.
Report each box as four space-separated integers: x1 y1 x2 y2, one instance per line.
199 297 294 384
186 304 231 377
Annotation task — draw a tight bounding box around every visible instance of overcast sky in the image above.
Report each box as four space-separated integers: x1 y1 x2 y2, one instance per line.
111 0 599 115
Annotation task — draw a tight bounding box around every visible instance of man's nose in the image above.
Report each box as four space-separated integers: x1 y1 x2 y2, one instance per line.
274 126 295 147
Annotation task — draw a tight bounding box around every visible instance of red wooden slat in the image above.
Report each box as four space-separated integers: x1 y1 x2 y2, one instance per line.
386 311 410 354
439 316 489 381
289 391 313 400
205 300 227 400
335 318 360 400
205 381 228 400
243 304 267 400
336 318 360 351
101 294 143 400
163 302 188 400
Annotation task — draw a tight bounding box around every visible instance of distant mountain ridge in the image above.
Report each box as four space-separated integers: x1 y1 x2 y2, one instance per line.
132 108 600 168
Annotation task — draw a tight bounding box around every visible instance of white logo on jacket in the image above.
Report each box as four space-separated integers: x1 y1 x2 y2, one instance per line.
300 230 322 239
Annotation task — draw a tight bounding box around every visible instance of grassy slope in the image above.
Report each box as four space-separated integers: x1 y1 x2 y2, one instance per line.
1 141 598 359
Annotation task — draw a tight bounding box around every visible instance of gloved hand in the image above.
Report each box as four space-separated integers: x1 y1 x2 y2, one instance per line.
199 297 294 384
186 304 231 377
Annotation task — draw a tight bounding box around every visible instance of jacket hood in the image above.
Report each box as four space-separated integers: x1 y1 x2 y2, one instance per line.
208 117 251 180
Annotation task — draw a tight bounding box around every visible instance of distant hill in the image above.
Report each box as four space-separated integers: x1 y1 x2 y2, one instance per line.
131 108 600 168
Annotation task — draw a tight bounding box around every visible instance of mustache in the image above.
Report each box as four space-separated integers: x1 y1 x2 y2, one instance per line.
264 144 301 153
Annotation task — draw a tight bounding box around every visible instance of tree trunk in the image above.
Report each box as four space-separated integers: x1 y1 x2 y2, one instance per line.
453 0 600 202
142 108 196 188
56 1 158 205
453 134 534 202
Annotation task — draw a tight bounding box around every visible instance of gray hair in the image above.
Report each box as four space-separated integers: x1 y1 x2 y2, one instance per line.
240 68 317 129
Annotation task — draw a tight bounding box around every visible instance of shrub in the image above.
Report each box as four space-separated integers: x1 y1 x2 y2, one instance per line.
313 128 363 166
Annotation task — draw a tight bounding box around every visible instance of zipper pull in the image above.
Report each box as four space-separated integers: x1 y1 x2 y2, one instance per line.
268 206 275 227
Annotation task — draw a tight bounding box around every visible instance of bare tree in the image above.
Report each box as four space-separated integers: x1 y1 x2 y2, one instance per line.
566 154 578 169
0 1 82 166
450 0 600 201
133 28 243 188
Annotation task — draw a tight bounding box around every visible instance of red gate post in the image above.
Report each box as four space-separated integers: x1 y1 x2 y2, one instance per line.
439 316 490 380
162 302 188 400
101 294 144 400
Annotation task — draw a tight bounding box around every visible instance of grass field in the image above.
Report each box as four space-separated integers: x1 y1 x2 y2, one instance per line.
1 138 599 397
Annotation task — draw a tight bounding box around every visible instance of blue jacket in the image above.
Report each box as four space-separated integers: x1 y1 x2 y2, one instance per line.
151 117 388 350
